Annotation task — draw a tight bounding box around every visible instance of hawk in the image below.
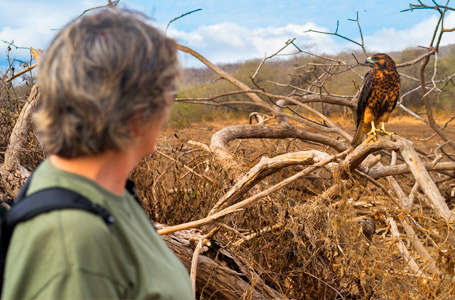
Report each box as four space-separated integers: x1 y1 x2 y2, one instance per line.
351 53 400 147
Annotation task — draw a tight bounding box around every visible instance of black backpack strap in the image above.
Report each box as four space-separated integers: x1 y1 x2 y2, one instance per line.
126 179 142 207
7 188 115 227
0 184 116 297
14 174 33 203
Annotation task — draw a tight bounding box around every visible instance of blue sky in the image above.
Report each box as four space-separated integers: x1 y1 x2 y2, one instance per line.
0 0 454 69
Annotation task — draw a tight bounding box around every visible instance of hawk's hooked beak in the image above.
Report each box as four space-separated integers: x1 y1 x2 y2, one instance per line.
365 57 374 66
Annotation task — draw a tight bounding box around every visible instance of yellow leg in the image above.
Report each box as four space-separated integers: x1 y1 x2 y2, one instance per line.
366 121 378 139
379 122 395 139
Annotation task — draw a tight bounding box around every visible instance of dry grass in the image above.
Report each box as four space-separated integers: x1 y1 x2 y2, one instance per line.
131 119 455 299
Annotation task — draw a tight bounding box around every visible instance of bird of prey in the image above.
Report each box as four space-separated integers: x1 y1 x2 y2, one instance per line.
351 53 400 147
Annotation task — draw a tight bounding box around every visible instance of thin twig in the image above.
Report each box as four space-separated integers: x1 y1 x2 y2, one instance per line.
233 223 283 246
302 271 346 300
155 150 214 184
305 13 367 56
166 9 202 33
5 64 36 83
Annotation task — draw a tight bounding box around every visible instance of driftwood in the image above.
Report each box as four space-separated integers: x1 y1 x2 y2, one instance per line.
387 218 427 277
208 123 453 219
209 150 335 214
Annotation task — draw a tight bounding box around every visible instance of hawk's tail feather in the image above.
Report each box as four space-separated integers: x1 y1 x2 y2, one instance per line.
351 123 365 147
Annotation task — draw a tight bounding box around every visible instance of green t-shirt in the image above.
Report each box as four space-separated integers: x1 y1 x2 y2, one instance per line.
2 159 193 300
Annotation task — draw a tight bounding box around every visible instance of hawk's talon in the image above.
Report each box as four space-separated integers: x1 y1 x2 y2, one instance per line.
366 128 378 141
379 123 395 138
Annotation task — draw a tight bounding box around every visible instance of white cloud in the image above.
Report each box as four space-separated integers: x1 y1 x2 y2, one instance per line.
167 12 455 68
2 2 455 69
168 22 341 67
365 12 455 52
0 0 106 64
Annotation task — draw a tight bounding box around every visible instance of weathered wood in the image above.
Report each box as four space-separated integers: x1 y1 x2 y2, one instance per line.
367 162 455 179
157 224 288 300
210 124 348 181
158 150 348 235
209 150 333 215
387 218 426 277
319 135 454 226
0 85 39 194
386 152 440 276
398 137 454 221
342 136 400 173
400 218 440 276
3 85 38 171
189 227 220 299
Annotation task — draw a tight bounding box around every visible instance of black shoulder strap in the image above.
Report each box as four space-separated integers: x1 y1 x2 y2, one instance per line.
7 188 115 227
126 179 142 207
14 174 32 204
0 176 117 298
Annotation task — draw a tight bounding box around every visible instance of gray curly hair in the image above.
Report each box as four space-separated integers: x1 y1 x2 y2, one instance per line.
35 9 178 158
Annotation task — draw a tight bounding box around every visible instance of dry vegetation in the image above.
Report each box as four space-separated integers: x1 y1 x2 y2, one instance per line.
134 119 455 299
3 1 455 299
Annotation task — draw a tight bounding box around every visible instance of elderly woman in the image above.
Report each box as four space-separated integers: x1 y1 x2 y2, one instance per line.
2 9 193 300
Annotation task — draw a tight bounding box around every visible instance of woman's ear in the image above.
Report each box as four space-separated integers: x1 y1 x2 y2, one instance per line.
127 111 147 138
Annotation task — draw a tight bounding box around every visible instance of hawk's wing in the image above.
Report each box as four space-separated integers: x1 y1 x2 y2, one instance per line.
391 86 399 111
356 70 373 127
352 70 374 146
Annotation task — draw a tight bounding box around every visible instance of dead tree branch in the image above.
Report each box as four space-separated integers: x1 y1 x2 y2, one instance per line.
305 12 367 56
0 85 39 193
158 224 288 300
157 150 348 235
210 124 348 181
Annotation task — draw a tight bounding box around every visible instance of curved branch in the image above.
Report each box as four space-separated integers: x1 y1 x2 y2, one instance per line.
178 90 356 110
177 98 351 136
209 150 334 215
177 44 291 127
210 124 349 181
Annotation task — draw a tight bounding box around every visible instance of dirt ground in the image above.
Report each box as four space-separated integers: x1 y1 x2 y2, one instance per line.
159 115 455 155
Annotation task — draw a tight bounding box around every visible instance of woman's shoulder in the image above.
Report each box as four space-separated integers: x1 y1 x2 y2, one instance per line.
13 209 116 251
5 210 133 299
9 209 129 280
